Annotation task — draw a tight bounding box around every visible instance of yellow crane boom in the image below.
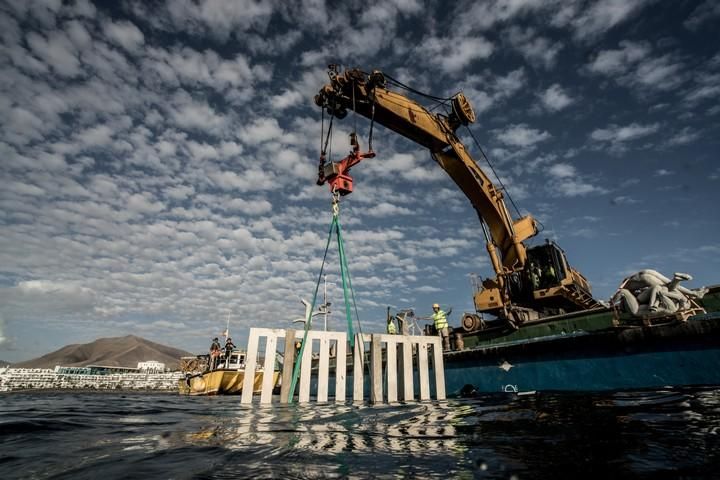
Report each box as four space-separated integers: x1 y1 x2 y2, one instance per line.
315 67 600 323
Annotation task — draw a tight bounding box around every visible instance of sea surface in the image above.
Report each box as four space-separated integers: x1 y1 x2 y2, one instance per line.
1 387 720 479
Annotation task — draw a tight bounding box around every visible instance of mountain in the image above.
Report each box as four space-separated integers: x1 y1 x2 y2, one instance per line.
11 335 194 370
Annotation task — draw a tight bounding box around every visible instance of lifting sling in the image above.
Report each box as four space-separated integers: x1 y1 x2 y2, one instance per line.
287 192 362 403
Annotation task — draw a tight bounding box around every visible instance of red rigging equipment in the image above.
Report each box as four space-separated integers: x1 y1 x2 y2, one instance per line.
316 133 375 196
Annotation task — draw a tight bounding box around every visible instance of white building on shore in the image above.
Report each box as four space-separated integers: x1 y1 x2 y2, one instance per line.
137 360 166 373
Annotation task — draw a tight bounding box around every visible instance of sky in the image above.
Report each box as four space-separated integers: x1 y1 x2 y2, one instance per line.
1 0 719 363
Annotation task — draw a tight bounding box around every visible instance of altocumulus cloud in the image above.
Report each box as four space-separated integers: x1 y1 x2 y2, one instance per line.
0 0 718 362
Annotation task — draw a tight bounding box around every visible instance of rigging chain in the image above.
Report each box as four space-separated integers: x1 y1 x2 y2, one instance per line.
317 107 335 185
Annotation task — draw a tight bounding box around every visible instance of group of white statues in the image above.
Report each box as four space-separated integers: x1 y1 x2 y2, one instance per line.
613 269 709 317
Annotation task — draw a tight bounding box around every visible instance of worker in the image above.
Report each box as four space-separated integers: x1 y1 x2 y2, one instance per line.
209 337 221 370
387 317 397 334
431 303 450 351
543 263 557 287
529 261 540 289
224 337 236 367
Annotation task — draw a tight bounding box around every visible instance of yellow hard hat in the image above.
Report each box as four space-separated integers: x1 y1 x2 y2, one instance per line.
432 303 440 309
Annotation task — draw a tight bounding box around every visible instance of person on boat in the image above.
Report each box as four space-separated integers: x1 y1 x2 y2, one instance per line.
224 338 236 368
528 261 541 290
431 303 451 351
542 263 556 288
209 337 221 370
387 317 397 334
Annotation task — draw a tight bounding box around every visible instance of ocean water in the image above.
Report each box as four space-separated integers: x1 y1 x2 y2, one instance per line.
1 388 719 479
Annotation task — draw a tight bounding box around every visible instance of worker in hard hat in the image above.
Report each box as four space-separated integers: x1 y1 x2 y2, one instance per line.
431 303 451 351
387 317 397 335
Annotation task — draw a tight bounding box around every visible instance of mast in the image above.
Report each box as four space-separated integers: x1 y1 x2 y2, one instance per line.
323 274 328 331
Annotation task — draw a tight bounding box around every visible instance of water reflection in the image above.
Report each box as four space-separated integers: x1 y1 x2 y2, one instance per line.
2 388 720 479
188 402 465 451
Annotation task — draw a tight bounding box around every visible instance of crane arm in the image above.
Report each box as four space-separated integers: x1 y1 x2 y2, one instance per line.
315 68 537 273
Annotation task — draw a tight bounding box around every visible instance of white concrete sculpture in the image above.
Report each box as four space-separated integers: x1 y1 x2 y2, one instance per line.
612 269 708 318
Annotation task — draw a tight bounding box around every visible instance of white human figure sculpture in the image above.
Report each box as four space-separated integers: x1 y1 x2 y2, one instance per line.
612 270 707 317
624 270 708 299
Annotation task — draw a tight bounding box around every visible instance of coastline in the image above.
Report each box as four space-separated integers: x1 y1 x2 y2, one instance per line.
0 367 183 393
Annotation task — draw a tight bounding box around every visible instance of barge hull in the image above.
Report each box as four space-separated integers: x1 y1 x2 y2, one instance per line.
445 313 720 394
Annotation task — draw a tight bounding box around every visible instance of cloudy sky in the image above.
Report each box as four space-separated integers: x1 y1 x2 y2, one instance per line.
1 0 719 362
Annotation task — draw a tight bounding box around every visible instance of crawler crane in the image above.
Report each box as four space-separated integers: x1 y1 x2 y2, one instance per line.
315 66 602 325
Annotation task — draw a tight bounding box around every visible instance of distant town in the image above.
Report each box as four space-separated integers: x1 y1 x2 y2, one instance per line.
0 361 184 392
0 335 192 393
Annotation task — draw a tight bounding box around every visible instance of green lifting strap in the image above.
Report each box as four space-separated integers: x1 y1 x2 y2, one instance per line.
337 219 362 339
336 221 354 347
287 207 357 403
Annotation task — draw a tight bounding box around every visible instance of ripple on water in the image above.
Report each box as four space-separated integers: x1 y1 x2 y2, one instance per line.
1 387 719 479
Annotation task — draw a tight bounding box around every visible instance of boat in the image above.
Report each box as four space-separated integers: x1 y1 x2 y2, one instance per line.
435 284 720 394
310 66 720 395
178 350 280 396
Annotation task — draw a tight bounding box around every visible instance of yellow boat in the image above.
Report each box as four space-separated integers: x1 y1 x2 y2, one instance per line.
179 369 280 396
178 350 280 396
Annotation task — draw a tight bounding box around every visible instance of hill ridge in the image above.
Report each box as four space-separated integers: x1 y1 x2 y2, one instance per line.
12 335 194 370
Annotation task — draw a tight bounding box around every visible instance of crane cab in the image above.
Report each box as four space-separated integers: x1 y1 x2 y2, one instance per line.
526 241 568 291
503 240 599 318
